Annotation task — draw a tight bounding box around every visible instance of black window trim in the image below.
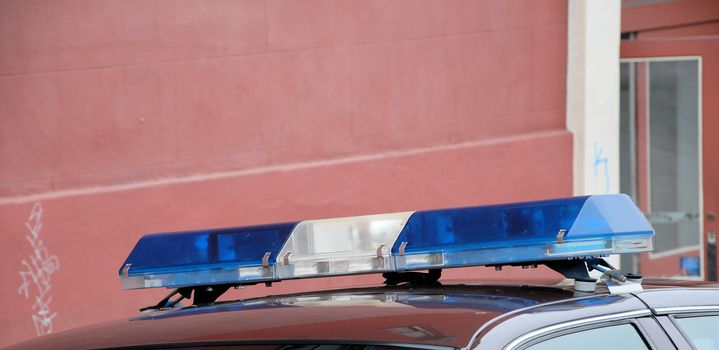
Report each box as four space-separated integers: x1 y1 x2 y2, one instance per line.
636 316 681 350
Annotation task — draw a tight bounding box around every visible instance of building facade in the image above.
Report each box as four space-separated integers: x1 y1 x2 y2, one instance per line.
0 0 716 348
619 0 719 281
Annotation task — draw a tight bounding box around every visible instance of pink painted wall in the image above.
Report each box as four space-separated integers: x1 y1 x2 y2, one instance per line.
0 0 569 347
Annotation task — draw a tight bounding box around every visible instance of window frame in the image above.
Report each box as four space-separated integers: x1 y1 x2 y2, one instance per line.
619 56 705 279
500 310 656 350
666 311 719 350
517 320 654 350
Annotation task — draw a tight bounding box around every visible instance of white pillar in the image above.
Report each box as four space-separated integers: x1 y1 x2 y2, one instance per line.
567 0 622 266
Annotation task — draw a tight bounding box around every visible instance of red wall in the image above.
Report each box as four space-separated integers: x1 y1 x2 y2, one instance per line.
0 0 569 347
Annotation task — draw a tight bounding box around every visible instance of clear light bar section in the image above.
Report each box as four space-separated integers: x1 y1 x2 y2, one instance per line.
276 212 414 279
120 223 297 290
392 194 654 270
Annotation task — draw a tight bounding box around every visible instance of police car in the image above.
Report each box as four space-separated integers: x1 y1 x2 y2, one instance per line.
6 194 719 349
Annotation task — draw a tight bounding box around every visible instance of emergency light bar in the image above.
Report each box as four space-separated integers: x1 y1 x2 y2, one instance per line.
119 194 654 290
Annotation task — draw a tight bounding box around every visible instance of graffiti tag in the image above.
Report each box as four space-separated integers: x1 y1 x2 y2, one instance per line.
17 203 60 336
593 142 610 194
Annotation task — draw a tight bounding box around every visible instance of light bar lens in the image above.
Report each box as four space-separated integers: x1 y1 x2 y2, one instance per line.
119 194 654 290
392 194 654 270
276 212 414 278
120 223 297 289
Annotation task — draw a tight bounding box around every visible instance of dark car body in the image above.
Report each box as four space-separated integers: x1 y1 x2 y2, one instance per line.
5 280 719 350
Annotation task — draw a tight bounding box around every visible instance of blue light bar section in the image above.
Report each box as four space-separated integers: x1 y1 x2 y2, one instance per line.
391 194 654 270
120 222 297 289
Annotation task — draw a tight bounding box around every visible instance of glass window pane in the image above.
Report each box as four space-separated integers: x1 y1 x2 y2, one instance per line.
526 324 648 350
674 315 719 350
648 60 700 255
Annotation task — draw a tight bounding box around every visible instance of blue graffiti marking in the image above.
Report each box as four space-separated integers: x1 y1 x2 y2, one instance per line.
593 142 610 194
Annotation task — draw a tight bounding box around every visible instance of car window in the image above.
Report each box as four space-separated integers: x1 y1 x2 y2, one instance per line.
524 324 649 350
674 315 719 350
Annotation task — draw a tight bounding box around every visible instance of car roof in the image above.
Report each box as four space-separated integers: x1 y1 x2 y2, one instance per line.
6 282 719 350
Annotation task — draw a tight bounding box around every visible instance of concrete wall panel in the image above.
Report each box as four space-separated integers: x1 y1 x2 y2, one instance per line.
0 0 569 346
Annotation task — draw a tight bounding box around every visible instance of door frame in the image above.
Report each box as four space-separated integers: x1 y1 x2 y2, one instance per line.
619 55 704 279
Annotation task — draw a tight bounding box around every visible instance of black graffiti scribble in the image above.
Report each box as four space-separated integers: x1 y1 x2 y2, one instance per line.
17 203 60 336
